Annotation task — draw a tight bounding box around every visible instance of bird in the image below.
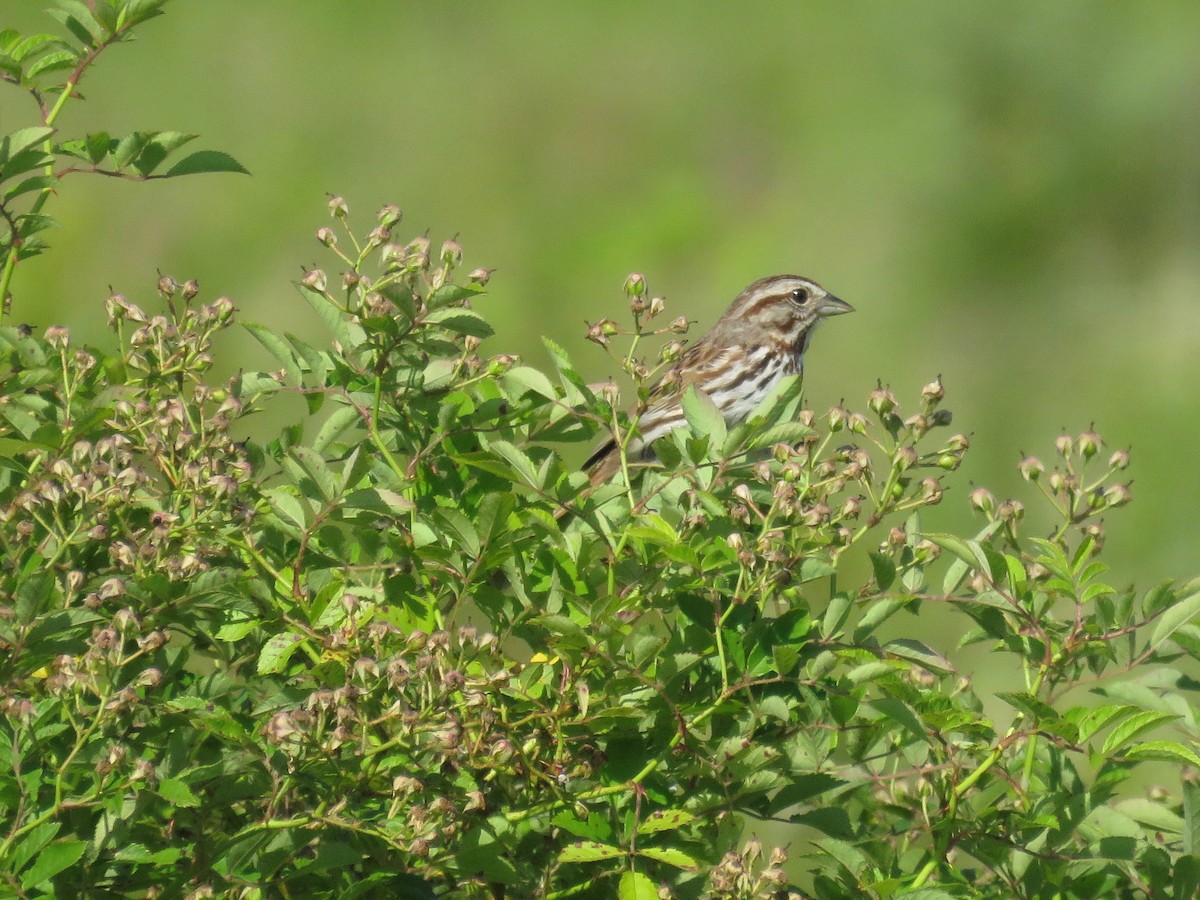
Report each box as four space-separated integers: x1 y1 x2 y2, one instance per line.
583 274 853 485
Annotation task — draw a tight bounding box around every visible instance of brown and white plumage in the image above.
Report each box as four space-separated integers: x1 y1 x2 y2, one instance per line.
585 274 853 484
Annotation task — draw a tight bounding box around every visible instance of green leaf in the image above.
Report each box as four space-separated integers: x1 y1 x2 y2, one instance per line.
244 322 303 384
869 551 896 591
7 822 60 879
423 306 494 338
637 846 700 870
884 638 954 674
557 840 623 863
1123 740 1200 768
20 839 86 889
131 130 198 175
503 365 557 401
111 132 148 169
156 777 201 808
257 632 306 674
4 175 55 201
344 487 414 516
1150 586 1200 652
50 2 106 47
162 149 250 177
485 439 541 488
1102 710 1179 756
997 691 1060 723
24 48 77 79
0 126 55 163
618 871 658 900
313 404 361 452
635 808 695 835
83 130 111 164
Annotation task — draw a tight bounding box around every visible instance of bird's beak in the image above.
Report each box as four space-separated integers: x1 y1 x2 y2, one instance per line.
817 293 854 317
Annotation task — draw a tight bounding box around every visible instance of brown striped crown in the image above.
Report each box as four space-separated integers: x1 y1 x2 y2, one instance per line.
700 274 854 359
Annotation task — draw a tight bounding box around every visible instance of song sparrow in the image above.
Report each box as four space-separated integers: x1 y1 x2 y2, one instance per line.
584 274 853 485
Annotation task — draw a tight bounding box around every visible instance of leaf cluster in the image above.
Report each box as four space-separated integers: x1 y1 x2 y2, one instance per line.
0 196 1198 899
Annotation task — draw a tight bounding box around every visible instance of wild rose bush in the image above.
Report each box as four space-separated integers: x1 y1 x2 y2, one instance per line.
3 3 1200 898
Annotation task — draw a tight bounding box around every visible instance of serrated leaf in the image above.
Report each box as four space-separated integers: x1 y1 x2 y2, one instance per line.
997 691 1060 723
423 307 494 338
257 632 306 674
1102 710 1178 756
24 48 77 79
635 808 695 835
20 839 86 889
503 365 557 401
50 2 106 46
313 404 361 452
618 870 658 900
111 132 148 169
5 174 55 201
1123 740 1200 768
0 126 55 163
1150 586 1200 652
343 487 414 516
884 638 954 674
557 840 623 863
637 846 700 870
162 149 249 177
243 322 303 384
7 822 60 879
869 551 896 591
132 130 198 175
486 439 541 488
156 777 200 808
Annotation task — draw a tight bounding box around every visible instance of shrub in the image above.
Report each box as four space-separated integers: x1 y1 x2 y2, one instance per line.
3 4 1200 899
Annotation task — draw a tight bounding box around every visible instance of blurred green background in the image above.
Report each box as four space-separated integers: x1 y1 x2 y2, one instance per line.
4 1 1199 588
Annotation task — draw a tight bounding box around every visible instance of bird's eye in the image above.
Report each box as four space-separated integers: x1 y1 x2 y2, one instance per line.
790 287 809 304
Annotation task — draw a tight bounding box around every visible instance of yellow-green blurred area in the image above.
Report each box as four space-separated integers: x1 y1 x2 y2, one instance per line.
4 1 1199 590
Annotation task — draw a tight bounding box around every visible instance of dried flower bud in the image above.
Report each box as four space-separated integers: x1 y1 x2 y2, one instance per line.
921 376 945 405
599 380 620 407
868 385 897 416
893 446 918 471
997 499 1024 522
328 195 349 218
1018 455 1044 481
1076 430 1101 459
623 272 646 297
1108 448 1130 470
920 477 943 504
487 354 515 375
969 487 995 515
156 274 178 297
1055 434 1073 458
827 405 847 432
440 239 463 267
669 316 689 334
316 227 336 247
887 526 907 548
467 267 493 285
848 413 869 434
1105 483 1133 508
302 268 328 293
181 279 200 300
377 203 402 227
44 325 70 349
